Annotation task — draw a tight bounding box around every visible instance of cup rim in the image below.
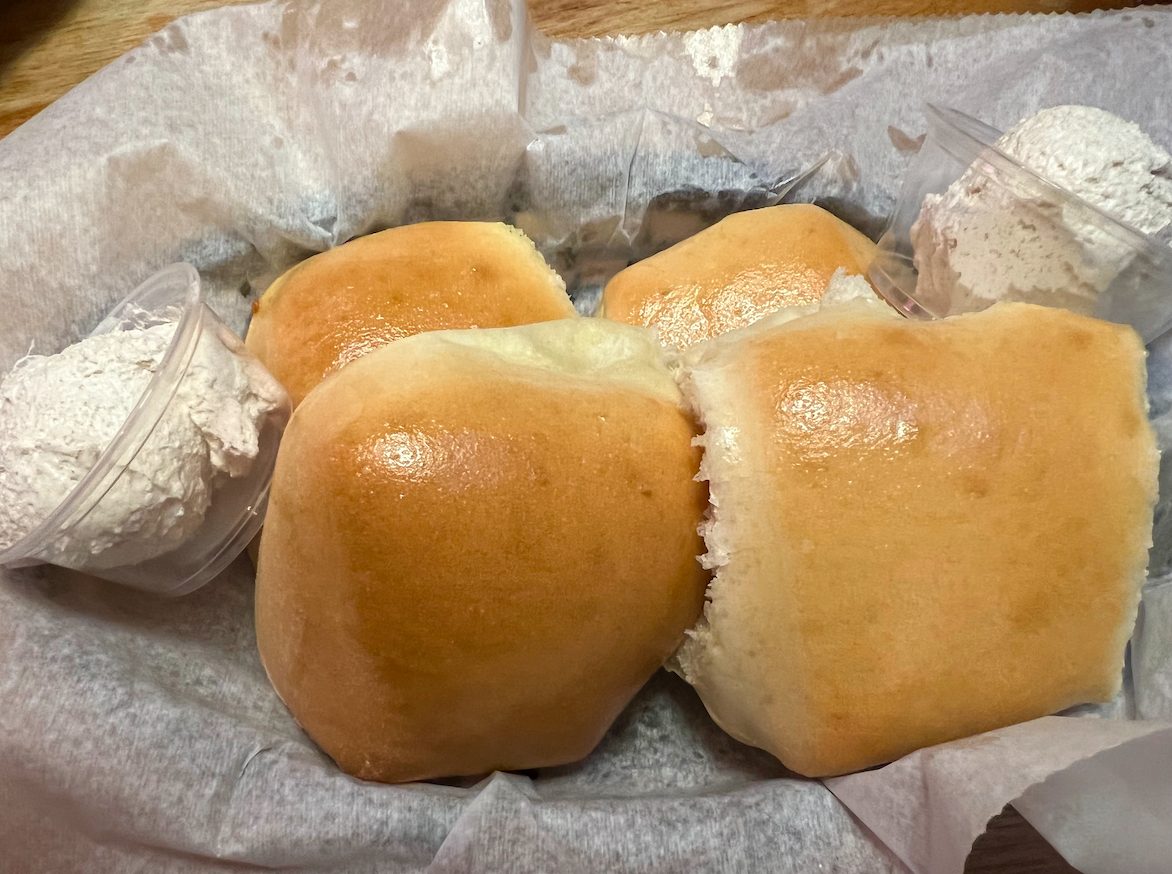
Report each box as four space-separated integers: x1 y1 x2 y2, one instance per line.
0 263 204 566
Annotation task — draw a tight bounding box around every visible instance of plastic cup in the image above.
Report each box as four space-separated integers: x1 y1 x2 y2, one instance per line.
869 104 1172 343
0 263 291 595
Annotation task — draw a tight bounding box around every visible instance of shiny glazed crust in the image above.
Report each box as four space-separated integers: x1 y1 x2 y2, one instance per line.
255 319 709 783
599 204 877 348
675 301 1158 777
245 222 576 406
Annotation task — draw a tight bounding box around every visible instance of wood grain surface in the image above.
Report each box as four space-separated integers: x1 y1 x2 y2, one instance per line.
0 0 1140 871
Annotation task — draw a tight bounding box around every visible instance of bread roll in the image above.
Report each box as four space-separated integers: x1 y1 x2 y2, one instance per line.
246 222 576 406
674 300 1158 777
256 318 709 783
599 204 877 348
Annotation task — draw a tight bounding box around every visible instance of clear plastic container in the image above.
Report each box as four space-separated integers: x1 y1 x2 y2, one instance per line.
0 263 291 595
869 104 1172 343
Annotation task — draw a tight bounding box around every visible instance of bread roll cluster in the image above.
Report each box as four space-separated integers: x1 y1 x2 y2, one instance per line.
248 209 1158 783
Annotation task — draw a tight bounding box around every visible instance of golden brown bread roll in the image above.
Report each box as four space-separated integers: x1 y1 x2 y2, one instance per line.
245 222 576 406
673 299 1158 777
255 318 709 783
599 204 877 348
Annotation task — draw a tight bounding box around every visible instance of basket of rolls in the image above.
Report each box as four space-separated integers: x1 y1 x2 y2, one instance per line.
3 2 1172 873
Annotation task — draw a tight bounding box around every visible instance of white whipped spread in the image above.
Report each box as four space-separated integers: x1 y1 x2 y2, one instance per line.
0 322 285 569
998 106 1172 235
911 105 1172 315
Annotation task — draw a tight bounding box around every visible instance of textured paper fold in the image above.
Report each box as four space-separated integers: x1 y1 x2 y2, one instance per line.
828 717 1172 874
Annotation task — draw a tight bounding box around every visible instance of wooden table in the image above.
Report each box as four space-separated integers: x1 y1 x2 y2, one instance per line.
0 0 1149 871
